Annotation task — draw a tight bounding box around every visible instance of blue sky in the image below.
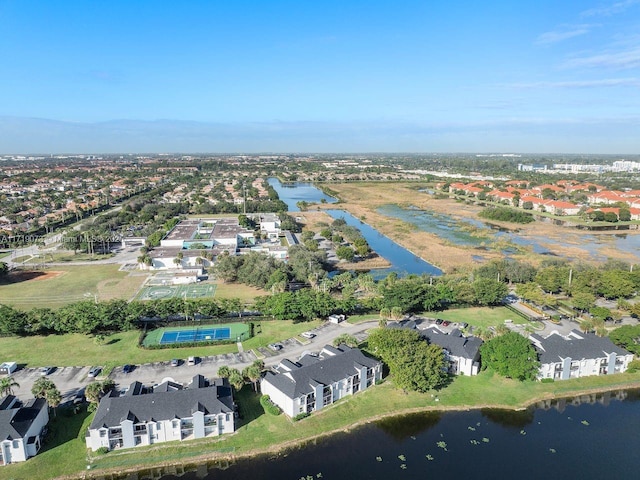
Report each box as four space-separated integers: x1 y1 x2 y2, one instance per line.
1 0 639 153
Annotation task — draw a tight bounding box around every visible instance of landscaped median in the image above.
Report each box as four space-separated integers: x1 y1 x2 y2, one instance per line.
5 371 640 480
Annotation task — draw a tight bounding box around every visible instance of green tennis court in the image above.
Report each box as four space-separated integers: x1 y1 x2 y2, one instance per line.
135 283 217 301
142 322 250 347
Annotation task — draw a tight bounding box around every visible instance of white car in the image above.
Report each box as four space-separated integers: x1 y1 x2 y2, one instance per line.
300 332 316 339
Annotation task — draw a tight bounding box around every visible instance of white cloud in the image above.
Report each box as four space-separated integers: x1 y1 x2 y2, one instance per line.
564 47 640 69
535 25 593 45
581 0 640 17
505 78 640 88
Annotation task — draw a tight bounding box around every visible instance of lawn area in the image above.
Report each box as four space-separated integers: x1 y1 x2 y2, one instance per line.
0 320 318 367
432 306 530 328
0 250 11 260
243 319 322 350
0 265 146 310
23 252 115 263
347 313 380 324
212 281 267 303
24 370 640 479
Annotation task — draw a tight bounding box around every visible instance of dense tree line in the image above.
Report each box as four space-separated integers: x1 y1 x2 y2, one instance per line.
0 297 246 337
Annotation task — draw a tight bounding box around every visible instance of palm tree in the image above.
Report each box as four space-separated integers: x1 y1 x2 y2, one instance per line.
0 376 20 396
243 365 262 392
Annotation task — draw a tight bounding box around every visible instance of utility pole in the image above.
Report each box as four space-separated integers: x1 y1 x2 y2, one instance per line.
243 183 247 215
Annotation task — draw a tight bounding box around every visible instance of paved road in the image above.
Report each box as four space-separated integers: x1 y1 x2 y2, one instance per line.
9 320 378 403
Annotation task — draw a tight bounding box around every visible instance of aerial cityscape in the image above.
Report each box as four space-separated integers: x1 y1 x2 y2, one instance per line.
1 1 640 480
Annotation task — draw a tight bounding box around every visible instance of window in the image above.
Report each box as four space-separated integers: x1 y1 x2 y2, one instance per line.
173 420 179 429
99 430 107 438
156 423 162 430
12 440 19 449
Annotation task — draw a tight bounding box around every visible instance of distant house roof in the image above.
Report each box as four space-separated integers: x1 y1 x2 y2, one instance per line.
530 330 630 364
262 345 380 400
89 378 234 429
0 398 47 441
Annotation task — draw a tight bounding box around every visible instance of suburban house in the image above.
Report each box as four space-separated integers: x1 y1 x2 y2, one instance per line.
419 326 483 376
530 330 634 380
86 376 235 451
0 396 49 465
260 345 382 418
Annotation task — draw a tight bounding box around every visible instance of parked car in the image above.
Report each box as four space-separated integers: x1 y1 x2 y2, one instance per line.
459 322 469 329
301 332 316 339
268 343 283 351
40 366 55 376
435 319 444 325
87 367 101 378
122 364 133 374
170 358 180 367
442 321 451 327
187 356 199 366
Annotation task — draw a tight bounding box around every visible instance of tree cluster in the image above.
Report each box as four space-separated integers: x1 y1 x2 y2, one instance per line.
367 328 448 392
0 297 246 337
480 331 539 381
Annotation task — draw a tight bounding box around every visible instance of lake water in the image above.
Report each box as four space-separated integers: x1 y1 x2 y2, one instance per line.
155 389 640 480
267 178 442 276
267 178 337 211
324 209 443 277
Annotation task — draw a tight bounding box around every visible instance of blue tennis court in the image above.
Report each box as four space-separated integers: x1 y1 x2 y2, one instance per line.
160 327 231 344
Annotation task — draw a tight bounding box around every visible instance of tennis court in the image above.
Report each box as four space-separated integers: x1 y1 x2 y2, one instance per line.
142 322 251 347
135 283 217 301
160 327 231 344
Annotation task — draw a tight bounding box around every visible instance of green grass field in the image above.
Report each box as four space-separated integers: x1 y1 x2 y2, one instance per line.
213 281 267 302
431 306 531 328
0 265 147 310
0 320 319 367
142 322 251 347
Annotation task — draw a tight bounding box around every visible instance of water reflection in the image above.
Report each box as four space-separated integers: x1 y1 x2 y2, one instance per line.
481 407 535 429
375 411 442 441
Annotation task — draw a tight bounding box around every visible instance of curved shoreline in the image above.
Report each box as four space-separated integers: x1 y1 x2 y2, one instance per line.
65 380 640 480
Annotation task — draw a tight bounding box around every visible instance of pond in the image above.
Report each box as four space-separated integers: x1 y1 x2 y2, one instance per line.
267 178 337 211
155 389 640 480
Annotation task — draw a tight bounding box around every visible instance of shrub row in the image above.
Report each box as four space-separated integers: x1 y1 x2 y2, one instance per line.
260 395 282 416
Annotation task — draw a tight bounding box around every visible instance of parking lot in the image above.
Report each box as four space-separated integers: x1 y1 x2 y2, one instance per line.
11 365 94 403
6 319 379 402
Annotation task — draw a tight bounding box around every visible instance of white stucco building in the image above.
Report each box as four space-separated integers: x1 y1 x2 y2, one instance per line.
261 345 382 418
0 396 49 465
530 330 634 380
86 376 235 451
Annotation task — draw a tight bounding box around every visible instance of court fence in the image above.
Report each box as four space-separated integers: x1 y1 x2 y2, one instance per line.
139 321 254 350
